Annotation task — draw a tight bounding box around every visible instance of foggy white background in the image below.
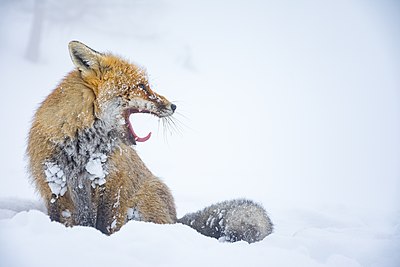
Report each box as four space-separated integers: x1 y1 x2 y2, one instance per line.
0 0 399 266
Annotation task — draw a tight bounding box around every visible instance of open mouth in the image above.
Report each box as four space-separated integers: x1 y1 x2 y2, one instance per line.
124 108 155 144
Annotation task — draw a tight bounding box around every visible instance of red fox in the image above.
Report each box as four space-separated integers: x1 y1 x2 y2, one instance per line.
27 41 273 243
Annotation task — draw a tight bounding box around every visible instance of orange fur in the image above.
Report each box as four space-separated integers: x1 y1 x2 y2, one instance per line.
27 41 176 234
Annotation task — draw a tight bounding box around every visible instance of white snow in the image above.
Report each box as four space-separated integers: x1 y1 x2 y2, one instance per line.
110 219 117 230
44 162 67 197
85 160 103 178
61 210 71 218
85 153 108 188
1 0 399 267
127 207 142 221
0 205 398 267
113 189 121 209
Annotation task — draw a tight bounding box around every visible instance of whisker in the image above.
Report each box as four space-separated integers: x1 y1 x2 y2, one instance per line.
165 117 178 133
174 111 191 121
166 116 184 136
162 118 169 143
166 119 175 136
157 118 161 136
174 117 191 135
158 106 190 142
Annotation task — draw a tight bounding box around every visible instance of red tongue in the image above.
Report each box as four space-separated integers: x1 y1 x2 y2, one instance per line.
127 119 152 143
135 131 151 142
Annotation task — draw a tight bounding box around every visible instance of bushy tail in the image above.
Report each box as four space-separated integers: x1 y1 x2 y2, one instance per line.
177 199 273 243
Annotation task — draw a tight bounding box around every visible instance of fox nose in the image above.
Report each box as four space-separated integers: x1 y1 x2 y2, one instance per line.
170 103 177 112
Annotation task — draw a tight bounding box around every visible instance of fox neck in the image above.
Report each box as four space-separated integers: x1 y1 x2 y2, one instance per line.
42 72 132 215
52 94 129 186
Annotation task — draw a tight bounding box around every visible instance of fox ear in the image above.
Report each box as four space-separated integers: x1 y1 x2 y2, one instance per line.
68 41 102 73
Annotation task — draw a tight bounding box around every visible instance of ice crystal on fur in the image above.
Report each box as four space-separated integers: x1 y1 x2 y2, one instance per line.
110 219 117 230
44 162 67 197
61 210 71 218
127 207 142 221
85 153 108 188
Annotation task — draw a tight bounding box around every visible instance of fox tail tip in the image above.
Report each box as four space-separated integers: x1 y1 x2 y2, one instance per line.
178 198 273 243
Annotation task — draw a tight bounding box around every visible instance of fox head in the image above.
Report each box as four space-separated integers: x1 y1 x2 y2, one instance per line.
68 41 176 144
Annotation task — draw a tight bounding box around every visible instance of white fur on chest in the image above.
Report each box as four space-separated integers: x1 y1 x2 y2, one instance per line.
44 99 123 200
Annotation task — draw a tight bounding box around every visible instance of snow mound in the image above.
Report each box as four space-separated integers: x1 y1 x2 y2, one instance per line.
0 197 46 220
0 200 399 267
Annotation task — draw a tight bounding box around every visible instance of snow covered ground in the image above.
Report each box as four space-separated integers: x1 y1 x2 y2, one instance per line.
1 0 399 266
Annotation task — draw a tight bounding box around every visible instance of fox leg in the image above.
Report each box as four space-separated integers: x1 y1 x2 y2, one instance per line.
96 175 177 234
34 172 75 227
95 175 130 235
127 178 177 224
46 193 75 227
